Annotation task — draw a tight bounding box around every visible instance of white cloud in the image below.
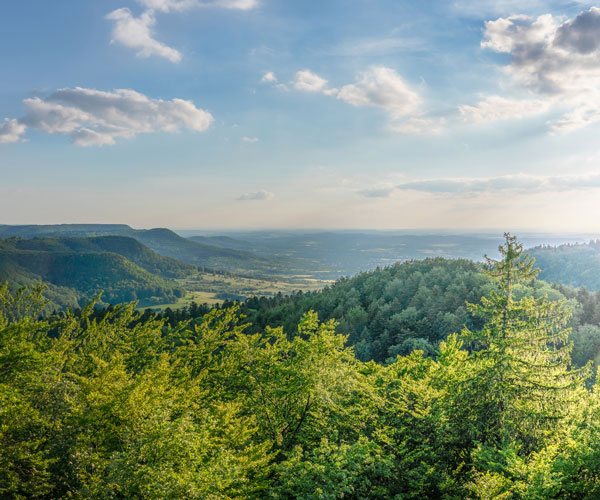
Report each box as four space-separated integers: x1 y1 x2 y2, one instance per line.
212 0 258 10
293 70 330 93
337 66 422 120
106 8 182 63
387 173 600 195
459 95 551 123
135 0 258 12
108 0 257 62
282 66 433 133
242 136 259 142
10 87 213 146
237 189 274 200
136 0 197 12
476 7 600 131
551 105 600 132
0 118 27 144
261 71 277 83
389 117 445 134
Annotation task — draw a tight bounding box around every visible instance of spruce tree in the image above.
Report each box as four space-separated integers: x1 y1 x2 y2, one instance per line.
462 233 590 452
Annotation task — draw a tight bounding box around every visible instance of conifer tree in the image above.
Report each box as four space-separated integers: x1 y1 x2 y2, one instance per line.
462 233 590 452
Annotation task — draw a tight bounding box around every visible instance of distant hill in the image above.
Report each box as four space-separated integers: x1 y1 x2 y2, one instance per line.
133 228 282 273
530 241 600 290
189 231 507 277
0 225 297 276
189 235 258 253
0 236 188 309
0 224 133 238
9 235 196 278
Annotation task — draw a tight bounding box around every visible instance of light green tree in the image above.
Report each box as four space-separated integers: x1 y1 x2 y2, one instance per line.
461 233 590 451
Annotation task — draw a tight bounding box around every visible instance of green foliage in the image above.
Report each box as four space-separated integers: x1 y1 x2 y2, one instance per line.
241 258 493 363
3 235 600 498
0 237 187 308
269 437 394 499
460 235 590 452
531 240 600 290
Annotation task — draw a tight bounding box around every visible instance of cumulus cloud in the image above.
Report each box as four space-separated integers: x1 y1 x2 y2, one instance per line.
237 189 274 200
473 7 600 131
293 70 330 93
459 95 552 123
108 0 258 62
1 87 213 147
281 66 436 133
242 136 259 142
555 7 600 55
337 66 422 120
0 118 27 144
261 71 277 83
106 8 182 62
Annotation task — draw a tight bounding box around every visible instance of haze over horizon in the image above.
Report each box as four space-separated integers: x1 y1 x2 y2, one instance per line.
2 1 600 230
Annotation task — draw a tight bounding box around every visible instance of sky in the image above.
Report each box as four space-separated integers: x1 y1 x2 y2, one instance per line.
2 0 600 231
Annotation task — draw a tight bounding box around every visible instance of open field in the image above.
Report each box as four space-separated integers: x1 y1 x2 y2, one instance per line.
145 270 333 310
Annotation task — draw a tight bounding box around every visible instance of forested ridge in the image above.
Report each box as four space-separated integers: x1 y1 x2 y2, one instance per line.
530 240 600 290
0 237 187 309
4 235 600 498
0 225 307 277
158 257 600 370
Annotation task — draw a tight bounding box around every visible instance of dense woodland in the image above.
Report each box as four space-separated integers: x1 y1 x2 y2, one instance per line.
530 241 600 291
0 237 187 309
0 225 306 278
4 235 600 498
156 258 600 370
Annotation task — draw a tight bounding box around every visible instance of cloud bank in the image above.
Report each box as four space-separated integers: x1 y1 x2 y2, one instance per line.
1 87 213 146
360 173 600 197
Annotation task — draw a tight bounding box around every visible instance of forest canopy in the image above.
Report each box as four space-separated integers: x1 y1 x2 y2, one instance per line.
3 235 600 498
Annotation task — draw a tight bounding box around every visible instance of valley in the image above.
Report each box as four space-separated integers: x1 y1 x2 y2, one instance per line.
2 224 600 313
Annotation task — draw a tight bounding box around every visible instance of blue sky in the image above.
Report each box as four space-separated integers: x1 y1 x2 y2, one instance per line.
2 0 600 230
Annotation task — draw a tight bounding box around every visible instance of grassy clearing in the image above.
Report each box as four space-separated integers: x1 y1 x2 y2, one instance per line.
144 271 332 311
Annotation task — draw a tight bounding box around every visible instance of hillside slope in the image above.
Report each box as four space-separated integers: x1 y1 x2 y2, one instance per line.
9 235 196 278
0 238 186 308
228 258 568 363
530 241 600 290
0 224 296 276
